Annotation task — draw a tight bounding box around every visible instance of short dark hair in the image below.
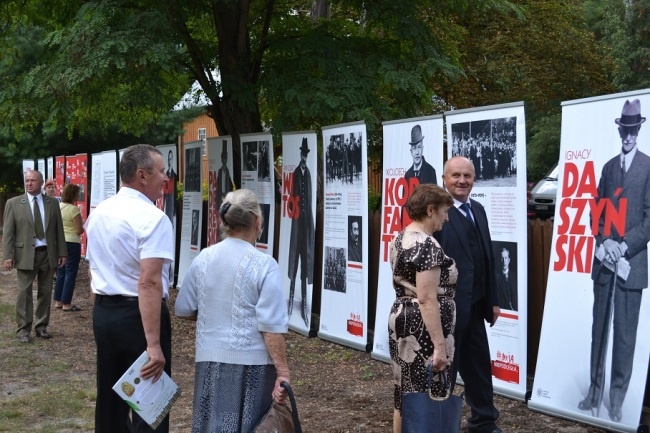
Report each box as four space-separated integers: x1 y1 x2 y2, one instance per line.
61 183 80 203
119 144 161 183
405 184 453 221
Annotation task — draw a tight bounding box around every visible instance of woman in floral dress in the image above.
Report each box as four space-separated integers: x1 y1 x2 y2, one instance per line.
389 184 457 433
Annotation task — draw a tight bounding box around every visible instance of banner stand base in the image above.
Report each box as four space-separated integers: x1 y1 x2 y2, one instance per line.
370 352 390 364
317 331 369 352
528 399 638 433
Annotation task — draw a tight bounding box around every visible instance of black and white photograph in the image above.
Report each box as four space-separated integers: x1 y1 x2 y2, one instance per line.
257 140 271 182
325 132 363 185
191 209 199 246
492 241 518 312
324 246 347 293
258 203 271 244
243 141 258 172
185 147 202 192
404 124 437 185
450 117 517 187
347 216 362 263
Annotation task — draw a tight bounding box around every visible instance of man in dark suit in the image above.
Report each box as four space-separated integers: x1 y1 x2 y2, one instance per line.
434 156 502 433
579 99 650 423
3 170 67 342
495 246 517 311
163 149 177 223
404 124 437 185
287 137 315 326
216 143 233 211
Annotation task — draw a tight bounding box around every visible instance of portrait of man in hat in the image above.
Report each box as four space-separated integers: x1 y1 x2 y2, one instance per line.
216 141 234 212
404 124 437 185
287 137 315 327
579 98 650 423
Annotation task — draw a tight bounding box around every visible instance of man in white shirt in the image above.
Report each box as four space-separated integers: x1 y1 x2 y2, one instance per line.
3 170 66 342
86 144 174 433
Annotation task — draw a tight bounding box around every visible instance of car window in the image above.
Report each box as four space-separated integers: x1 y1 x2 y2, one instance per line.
545 164 559 180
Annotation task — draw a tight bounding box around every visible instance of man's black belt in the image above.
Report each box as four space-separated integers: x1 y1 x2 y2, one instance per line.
34 246 47 252
95 294 166 303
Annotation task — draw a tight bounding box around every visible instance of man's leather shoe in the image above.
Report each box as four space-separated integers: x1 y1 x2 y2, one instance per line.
609 404 622 422
35 329 52 339
578 397 597 410
18 334 30 343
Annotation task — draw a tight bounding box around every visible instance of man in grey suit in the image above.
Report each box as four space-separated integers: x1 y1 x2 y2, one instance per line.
3 170 67 342
434 156 502 433
579 99 650 423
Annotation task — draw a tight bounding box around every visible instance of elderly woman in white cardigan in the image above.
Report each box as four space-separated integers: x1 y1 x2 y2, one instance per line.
175 189 290 433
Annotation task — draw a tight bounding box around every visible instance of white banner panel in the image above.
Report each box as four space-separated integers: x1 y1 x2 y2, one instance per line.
207 137 234 247
178 140 204 288
37 159 45 178
279 131 318 335
319 121 369 351
529 89 650 432
444 102 528 401
156 144 178 287
22 160 35 180
240 133 275 255
101 151 117 200
372 115 445 362
90 153 103 209
47 157 53 181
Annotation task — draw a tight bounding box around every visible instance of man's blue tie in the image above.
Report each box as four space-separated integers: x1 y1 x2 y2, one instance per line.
459 202 475 227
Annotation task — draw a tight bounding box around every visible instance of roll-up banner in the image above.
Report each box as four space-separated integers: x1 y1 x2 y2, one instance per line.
206 137 234 247
279 131 318 335
37 159 45 179
22 160 35 180
101 151 118 200
47 157 53 182
320 121 369 351
444 102 528 401
177 140 204 288
371 115 445 362
529 89 650 432
65 154 89 256
240 133 275 255
156 144 178 287
55 156 66 196
90 153 103 210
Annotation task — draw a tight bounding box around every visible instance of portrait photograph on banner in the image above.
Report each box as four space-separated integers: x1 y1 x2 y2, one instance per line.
445 102 528 401
371 115 444 362
278 131 318 335
240 132 275 255
320 121 369 351
530 90 650 433
207 137 234 247
65 154 89 256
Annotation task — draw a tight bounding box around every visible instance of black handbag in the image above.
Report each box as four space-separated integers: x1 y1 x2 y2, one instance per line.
401 365 464 433
254 381 303 433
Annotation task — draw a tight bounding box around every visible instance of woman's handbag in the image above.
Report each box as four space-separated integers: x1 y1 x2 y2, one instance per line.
401 365 464 433
254 381 303 433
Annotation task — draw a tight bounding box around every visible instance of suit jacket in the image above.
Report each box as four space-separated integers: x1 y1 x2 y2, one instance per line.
495 267 518 311
434 200 498 333
3 194 67 270
591 150 650 289
405 157 437 185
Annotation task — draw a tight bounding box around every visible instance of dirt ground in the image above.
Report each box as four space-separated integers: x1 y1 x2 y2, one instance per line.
0 236 611 432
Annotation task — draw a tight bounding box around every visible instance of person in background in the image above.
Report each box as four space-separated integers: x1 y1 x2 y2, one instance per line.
85 144 174 433
53 183 84 312
3 170 67 342
44 179 61 203
434 156 502 433
176 189 290 433
389 184 456 433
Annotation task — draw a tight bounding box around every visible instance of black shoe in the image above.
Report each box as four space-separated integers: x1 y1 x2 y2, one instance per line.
609 404 622 422
35 329 52 339
18 334 31 343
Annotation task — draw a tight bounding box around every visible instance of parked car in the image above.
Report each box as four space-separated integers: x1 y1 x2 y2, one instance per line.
528 163 558 219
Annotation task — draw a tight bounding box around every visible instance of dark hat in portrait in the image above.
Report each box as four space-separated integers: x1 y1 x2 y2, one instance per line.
409 125 424 145
300 137 310 155
615 99 646 127
221 142 228 158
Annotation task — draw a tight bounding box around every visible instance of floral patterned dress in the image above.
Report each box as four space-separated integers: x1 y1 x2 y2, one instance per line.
388 229 457 411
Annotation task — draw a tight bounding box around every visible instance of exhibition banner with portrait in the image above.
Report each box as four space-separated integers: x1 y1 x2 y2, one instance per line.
206 137 235 247
177 140 204 288
90 150 118 211
279 131 318 335
156 144 178 287
65 154 89 256
445 102 528 401
37 159 45 178
22 160 35 180
319 121 370 351
240 132 276 255
371 115 445 362
47 157 53 182
55 156 66 196
529 90 650 433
